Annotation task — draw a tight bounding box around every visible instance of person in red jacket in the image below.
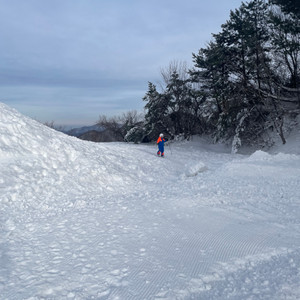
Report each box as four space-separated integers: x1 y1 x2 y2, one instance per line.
157 133 166 157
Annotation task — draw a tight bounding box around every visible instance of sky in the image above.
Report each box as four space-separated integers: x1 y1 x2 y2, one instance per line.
0 0 244 128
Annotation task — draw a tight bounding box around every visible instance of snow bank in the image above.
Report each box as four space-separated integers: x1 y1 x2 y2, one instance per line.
221 150 300 181
247 150 300 162
0 103 154 214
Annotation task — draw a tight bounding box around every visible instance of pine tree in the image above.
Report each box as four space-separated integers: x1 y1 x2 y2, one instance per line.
164 72 189 136
192 0 273 148
269 0 300 18
192 40 234 140
141 0 299 148
269 0 300 91
143 82 171 140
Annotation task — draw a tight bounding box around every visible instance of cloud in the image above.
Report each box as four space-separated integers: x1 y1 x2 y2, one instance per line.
0 0 244 126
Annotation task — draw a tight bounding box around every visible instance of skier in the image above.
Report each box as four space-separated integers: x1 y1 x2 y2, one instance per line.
157 133 166 157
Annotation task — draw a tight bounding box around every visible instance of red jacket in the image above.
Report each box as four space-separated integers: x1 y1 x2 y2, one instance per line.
157 136 164 144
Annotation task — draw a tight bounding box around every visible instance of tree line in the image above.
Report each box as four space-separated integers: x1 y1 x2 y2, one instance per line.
125 0 299 152
47 0 299 150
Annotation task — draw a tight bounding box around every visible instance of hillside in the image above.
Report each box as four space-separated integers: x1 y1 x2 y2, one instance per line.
0 102 299 299
65 125 105 137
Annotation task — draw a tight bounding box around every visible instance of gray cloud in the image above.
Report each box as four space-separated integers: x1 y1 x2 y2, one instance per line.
0 0 244 126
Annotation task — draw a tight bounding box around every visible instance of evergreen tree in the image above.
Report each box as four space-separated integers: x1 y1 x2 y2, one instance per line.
269 0 300 91
192 0 271 147
269 0 300 18
141 0 299 149
143 82 171 140
165 72 191 137
192 40 231 115
191 40 234 140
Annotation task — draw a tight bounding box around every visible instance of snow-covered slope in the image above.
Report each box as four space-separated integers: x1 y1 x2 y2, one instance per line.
1 102 299 299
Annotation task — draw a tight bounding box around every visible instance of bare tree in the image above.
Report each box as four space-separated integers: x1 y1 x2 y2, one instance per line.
43 121 65 132
96 110 144 141
120 110 143 128
96 115 123 139
160 60 189 87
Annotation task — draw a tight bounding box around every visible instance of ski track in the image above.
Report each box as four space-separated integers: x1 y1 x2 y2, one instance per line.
1 103 300 299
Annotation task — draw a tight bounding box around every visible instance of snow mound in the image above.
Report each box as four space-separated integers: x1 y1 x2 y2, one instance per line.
247 150 272 161
184 161 207 177
0 103 151 213
221 149 300 180
247 150 299 162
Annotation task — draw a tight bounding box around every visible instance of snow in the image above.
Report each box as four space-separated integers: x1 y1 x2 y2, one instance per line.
1 102 300 299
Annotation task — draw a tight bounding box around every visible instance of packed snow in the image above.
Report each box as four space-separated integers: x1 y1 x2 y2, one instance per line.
0 102 299 299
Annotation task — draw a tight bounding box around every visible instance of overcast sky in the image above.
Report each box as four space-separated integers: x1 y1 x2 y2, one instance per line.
0 0 244 127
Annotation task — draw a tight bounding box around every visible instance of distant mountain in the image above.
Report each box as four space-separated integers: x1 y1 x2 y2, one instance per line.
78 129 124 142
65 125 105 137
64 124 124 142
